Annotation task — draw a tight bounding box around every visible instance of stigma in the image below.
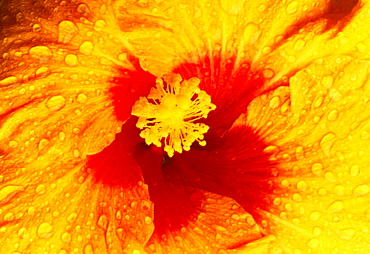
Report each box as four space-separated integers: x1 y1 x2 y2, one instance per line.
131 73 216 157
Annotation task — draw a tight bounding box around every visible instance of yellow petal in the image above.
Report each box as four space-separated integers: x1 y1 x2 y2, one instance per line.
247 55 370 252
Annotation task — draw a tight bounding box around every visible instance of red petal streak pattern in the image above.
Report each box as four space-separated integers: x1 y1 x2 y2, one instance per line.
164 125 278 226
110 55 156 122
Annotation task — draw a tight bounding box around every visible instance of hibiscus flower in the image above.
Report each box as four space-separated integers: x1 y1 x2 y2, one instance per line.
1 0 369 253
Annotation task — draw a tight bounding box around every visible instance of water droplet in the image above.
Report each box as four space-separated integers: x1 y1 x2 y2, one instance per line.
296 180 307 191
307 238 319 248
79 41 94 55
19 88 26 94
0 76 18 86
73 128 80 134
258 4 266 12
77 4 90 15
58 21 79 43
36 66 50 77
311 163 323 176
340 228 355 240
33 24 42 32
67 213 77 223
76 93 88 103
320 133 336 157
0 185 24 204
28 207 36 216
333 185 345 195
2 53 10 60
35 184 46 195
324 171 335 181
16 12 25 22
94 20 106 31
46 95 66 111
38 139 50 153
328 200 344 213
293 39 305 51
144 216 152 225
37 222 53 238
18 228 28 239
59 132 66 141
353 184 370 197
29 46 53 63
4 212 15 221
310 211 321 221
321 75 334 88
84 244 94 254
98 214 108 229
292 193 302 201
243 23 261 44
9 140 18 148
116 211 122 220
61 232 72 243
273 197 281 205
269 96 280 109
73 149 80 158
313 227 322 236
287 1 298 14
350 165 360 176
65 54 78 66
327 109 338 121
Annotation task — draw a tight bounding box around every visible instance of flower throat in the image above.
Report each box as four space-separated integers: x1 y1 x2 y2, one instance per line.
131 73 216 157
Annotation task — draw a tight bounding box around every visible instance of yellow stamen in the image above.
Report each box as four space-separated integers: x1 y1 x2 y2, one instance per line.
131 73 216 157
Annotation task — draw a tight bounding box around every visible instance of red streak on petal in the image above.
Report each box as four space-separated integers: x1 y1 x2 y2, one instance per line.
134 143 203 235
110 55 156 122
164 125 278 224
87 117 144 187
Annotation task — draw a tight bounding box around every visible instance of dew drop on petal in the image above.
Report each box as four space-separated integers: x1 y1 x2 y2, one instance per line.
32 24 42 32
35 184 46 195
46 95 66 111
287 1 298 14
29 46 53 63
36 67 51 77
307 238 319 248
65 54 78 66
327 109 338 121
144 216 152 225
84 244 94 254
97 214 108 229
58 21 79 43
76 93 88 103
4 212 15 221
311 163 323 176
294 39 305 51
38 139 50 153
94 20 106 31
340 228 355 240
77 4 90 15
328 200 344 213
19 88 26 94
61 232 72 243
269 96 280 109
320 133 336 157
67 213 77 223
2 53 10 60
59 132 66 141
18 228 28 239
9 140 18 148
0 185 24 203
79 41 94 55
0 76 18 86
37 223 53 238
353 184 370 197
350 165 360 176
243 23 261 44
